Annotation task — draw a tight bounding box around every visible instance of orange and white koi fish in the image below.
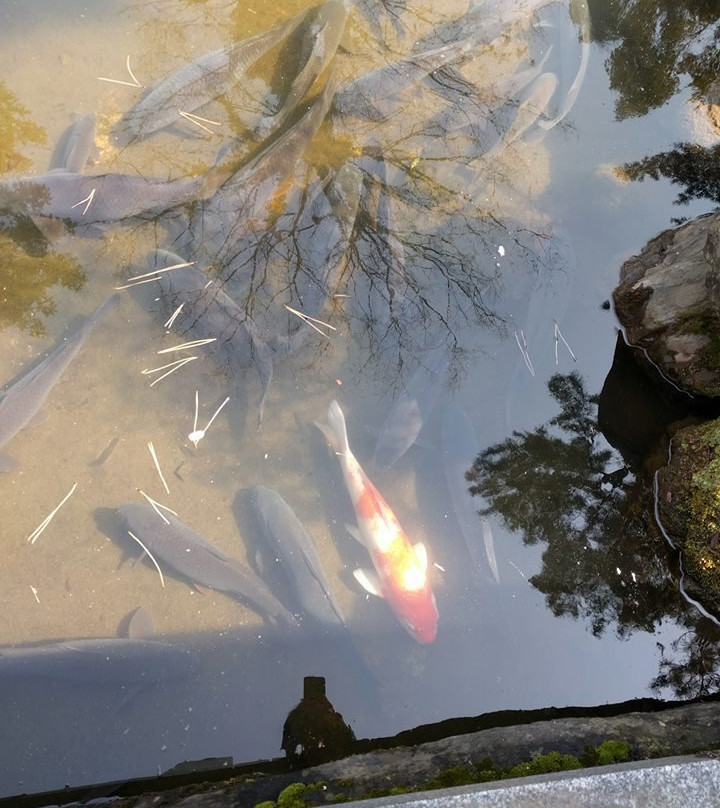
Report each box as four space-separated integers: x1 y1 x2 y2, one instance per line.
316 400 438 644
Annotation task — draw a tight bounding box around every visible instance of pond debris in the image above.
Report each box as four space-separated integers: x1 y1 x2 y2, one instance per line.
127 530 165 588
97 54 143 88
514 329 535 377
554 321 577 364
142 355 198 386
284 304 336 339
114 260 195 291
157 338 216 354
147 441 170 494
188 390 230 448
138 490 177 523
30 585 40 604
70 188 95 216
164 303 184 329
178 109 222 134
27 482 78 545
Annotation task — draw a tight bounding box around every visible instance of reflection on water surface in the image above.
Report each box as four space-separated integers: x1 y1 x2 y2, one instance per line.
0 0 719 798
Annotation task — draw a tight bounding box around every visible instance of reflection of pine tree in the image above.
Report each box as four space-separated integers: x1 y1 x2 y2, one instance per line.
587 0 720 120
620 143 720 207
652 618 720 698
467 372 678 637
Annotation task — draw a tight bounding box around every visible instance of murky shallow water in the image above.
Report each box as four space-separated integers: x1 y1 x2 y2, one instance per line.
0 0 718 798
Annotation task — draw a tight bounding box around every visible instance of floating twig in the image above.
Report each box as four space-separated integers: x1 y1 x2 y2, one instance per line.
97 54 143 88
164 303 184 329
114 260 195 291
138 490 177 525
157 338 216 354
27 482 78 544
178 109 222 134
127 530 165 588
147 441 170 495
189 390 230 447
284 304 336 339
30 585 40 604
554 321 577 364
143 355 197 386
514 329 535 377
71 188 96 215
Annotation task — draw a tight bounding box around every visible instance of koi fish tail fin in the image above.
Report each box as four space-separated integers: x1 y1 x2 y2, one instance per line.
315 399 350 455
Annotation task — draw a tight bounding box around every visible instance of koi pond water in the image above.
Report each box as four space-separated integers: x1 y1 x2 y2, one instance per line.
0 0 719 799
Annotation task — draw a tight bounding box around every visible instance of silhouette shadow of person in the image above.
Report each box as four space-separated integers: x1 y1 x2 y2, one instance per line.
282 676 356 768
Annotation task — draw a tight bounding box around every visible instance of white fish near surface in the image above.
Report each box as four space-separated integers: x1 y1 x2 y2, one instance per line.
316 400 439 644
440 402 499 585
483 71 559 162
374 345 450 469
0 295 118 472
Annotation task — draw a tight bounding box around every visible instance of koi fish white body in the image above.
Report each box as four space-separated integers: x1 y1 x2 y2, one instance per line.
317 400 438 643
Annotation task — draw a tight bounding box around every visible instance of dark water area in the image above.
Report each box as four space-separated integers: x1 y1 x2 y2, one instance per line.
0 0 719 798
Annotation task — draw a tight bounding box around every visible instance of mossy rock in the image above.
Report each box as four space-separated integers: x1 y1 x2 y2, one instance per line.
657 419 720 613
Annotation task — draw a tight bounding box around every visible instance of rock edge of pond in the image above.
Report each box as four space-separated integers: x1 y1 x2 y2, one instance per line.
614 210 720 614
13 699 720 808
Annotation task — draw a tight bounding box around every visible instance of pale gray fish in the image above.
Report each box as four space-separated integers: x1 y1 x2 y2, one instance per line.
482 72 558 162
332 38 478 122
118 503 297 627
145 249 274 427
185 73 338 280
118 12 311 141
374 344 450 469
49 112 97 173
251 486 346 628
415 0 560 50
0 295 119 472
0 638 197 684
254 0 347 138
424 46 555 140
538 0 591 131
0 149 244 225
440 402 499 585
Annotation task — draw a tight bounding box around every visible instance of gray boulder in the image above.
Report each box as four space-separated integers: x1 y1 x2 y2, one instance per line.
613 211 720 397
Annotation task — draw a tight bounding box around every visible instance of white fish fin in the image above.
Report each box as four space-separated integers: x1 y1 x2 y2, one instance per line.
414 542 428 572
346 523 365 544
353 568 383 597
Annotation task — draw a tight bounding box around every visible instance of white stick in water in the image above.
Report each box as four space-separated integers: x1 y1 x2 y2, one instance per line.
27 483 78 545
188 391 230 448
97 54 143 87
147 441 170 495
127 530 165 588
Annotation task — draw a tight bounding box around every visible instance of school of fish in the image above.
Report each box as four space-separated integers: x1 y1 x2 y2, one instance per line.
0 0 590 664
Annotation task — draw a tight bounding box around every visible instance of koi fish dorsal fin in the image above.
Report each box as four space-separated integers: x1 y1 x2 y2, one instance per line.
354 568 383 598
414 542 428 572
